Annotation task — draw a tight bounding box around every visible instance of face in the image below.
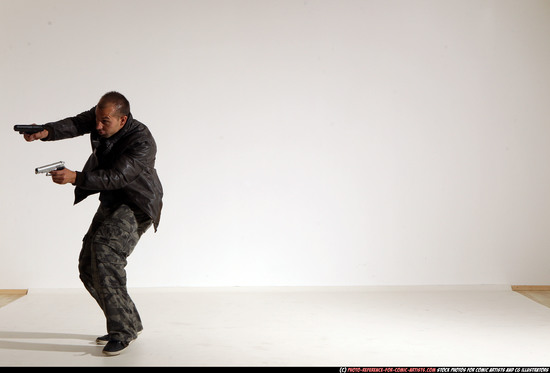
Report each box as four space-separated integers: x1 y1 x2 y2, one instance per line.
95 104 127 138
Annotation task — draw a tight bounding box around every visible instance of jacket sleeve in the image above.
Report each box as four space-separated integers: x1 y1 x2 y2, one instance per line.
42 107 96 141
74 136 156 191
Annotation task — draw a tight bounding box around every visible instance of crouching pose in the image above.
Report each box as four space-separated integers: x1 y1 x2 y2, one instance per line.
23 91 163 356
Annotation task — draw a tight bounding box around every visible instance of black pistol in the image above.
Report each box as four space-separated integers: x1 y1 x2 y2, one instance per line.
14 124 46 134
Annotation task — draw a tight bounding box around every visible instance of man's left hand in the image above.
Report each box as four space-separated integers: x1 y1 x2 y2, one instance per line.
50 168 77 185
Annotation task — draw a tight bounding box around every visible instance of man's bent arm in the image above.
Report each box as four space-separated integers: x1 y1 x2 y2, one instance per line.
74 138 156 191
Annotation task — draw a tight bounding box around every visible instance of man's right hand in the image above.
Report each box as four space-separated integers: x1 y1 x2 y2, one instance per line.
24 128 49 142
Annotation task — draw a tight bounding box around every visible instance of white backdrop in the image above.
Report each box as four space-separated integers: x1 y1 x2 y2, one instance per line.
1 0 549 288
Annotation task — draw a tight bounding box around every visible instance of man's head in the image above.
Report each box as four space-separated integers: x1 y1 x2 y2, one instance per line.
95 91 130 138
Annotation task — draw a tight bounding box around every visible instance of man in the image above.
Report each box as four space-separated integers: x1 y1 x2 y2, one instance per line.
23 91 163 356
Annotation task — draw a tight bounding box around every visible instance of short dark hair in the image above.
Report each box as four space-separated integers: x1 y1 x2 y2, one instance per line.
98 91 130 117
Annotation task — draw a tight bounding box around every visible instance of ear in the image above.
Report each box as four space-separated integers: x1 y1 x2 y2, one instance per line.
120 115 128 127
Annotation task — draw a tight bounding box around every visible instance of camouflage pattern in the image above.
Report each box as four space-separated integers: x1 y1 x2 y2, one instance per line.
79 203 152 343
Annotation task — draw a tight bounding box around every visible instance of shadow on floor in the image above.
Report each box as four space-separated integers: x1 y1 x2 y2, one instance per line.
0 331 103 356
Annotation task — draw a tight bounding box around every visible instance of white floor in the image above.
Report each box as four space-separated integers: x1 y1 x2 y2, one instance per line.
1 286 550 367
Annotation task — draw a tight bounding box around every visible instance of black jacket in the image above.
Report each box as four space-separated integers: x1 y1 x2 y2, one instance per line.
42 107 163 231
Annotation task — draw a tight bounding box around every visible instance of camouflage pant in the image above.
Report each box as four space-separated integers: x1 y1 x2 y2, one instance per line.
79 203 152 343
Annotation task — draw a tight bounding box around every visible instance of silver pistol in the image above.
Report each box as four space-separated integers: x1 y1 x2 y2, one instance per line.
35 161 65 176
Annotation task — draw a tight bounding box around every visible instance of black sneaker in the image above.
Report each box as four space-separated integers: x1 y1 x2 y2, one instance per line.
96 330 142 345
102 340 130 356
96 334 110 345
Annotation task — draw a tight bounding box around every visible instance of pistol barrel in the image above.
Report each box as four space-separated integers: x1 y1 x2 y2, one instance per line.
35 161 65 174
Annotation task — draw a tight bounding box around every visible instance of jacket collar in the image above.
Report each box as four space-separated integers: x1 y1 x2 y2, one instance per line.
110 112 135 142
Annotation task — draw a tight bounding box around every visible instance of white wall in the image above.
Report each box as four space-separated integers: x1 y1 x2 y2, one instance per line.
1 0 550 288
